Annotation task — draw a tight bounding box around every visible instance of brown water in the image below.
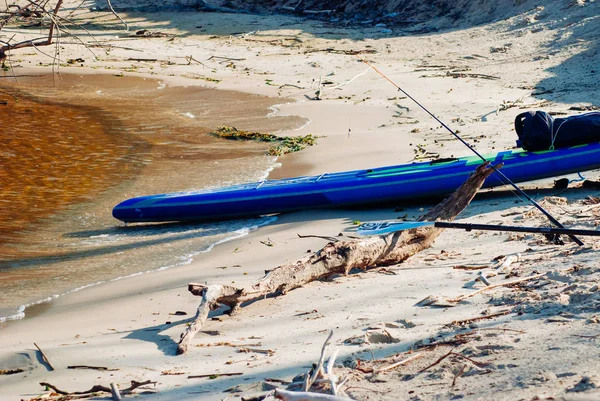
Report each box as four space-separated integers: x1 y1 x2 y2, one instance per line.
0 73 304 323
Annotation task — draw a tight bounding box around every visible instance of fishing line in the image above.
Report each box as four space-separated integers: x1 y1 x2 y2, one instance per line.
356 55 584 246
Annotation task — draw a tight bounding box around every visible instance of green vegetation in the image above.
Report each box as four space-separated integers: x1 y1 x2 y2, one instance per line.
210 125 318 156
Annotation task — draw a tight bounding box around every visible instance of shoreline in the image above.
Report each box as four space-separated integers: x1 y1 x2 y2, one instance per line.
0 72 304 326
1 1 600 400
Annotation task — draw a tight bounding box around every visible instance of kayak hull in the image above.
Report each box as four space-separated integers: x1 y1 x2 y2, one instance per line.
113 143 600 223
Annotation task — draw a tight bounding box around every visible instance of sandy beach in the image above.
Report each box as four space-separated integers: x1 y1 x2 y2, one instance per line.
1 0 600 400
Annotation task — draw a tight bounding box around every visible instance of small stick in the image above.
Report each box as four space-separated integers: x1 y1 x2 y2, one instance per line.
571 333 600 339
453 264 489 270
446 310 511 327
187 372 243 379
208 55 246 61
185 55 211 68
110 382 122 401
452 364 466 388
336 374 350 394
0 368 24 375
279 83 304 90
477 328 525 334
127 58 158 62
105 0 129 30
297 233 339 242
477 272 491 286
68 365 118 371
416 332 476 350
305 330 333 391
34 343 54 371
377 352 424 373
418 349 455 373
451 352 490 368
265 377 292 384
325 347 340 395
237 347 275 355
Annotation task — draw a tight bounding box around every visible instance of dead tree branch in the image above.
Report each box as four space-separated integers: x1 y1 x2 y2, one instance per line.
0 0 124 63
177 163 498 354
0 0 63 63
39 380 155 396
105 0 128 30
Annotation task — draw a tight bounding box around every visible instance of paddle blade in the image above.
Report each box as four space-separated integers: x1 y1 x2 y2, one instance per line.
357 221 434 235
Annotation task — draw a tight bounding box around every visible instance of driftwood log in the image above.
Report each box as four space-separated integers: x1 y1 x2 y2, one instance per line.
177 162 498 354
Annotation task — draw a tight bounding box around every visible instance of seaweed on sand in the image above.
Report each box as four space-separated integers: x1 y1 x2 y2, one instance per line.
210 125 318 156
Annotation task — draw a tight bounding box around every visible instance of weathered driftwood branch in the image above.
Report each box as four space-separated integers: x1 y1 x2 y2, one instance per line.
39 380 155 396
177 163 497 354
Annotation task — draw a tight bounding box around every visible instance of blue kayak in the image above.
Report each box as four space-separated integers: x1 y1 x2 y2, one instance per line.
112 143 600 223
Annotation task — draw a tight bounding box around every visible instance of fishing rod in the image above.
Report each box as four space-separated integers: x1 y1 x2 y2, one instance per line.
357 220 600 238
356 55 584 246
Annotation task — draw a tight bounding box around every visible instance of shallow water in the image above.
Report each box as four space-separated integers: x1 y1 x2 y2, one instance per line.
0 73 304 323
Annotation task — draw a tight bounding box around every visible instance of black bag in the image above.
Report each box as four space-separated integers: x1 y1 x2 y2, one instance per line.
515 111 600 151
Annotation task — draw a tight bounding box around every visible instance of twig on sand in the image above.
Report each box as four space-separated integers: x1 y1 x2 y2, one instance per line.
416 332 478 351
34 343 54 371
67 365 119 371
185 55 210 68
377 353 424 373
418 348 455 373
453 264 490 270
305 331 333 391
0 368 24 375
451 364 467 388
208 55 246 62
303 48 376 55
105 0 129 31
237 347 275 355
297 233 340 242
187 372 243 379
127 57 158 62
446 71 500 80
444 310 511 327
279 83 305 90
451 352 490 369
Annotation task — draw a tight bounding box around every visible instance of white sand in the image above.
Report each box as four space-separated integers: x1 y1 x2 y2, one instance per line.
1 1 600 400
